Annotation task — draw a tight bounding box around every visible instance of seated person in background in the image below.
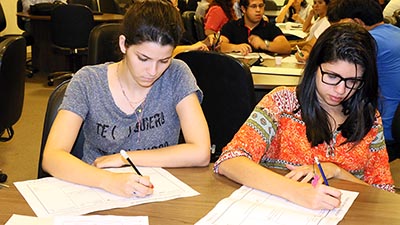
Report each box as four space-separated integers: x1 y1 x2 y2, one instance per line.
22 0 67 13
295 0 330 62
204 0 238 36
195 0 213 18
327 0 400 161
219 0 291 55
275 0 312 25
173 37 212 57
383 0 400 18
214 23 394 210
42 0 210 198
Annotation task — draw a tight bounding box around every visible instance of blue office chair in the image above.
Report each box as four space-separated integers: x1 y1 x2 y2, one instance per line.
175 51 256 162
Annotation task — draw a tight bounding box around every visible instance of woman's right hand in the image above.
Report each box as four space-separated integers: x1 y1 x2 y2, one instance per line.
101 172 154 198
235 43 252 55
291 182 342 210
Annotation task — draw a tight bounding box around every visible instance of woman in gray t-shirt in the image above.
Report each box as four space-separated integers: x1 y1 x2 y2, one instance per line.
41 0 210 198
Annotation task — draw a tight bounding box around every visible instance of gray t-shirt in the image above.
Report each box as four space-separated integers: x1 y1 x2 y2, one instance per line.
60 60 202 164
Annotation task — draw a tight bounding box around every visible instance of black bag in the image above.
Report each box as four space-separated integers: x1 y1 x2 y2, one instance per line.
29 1 66 15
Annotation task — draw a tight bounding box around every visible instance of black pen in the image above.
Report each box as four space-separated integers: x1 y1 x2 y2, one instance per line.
212 31 221 51
120 149 142 176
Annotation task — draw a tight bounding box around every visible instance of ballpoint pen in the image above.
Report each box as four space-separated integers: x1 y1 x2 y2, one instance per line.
314 157 329 186
296 45 304 58
120 149 142 176
212 31 221 51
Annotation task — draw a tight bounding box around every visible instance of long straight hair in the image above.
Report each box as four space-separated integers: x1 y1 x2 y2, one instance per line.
296 23 378 146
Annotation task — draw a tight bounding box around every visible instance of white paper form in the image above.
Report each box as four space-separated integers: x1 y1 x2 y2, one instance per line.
227 52 275 60
14 167 199 217
5 214 149 225
196 186 358 225
250 66 303 76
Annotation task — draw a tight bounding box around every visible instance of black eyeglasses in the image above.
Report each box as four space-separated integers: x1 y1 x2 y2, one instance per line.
319 65 364 89
248 3 265 9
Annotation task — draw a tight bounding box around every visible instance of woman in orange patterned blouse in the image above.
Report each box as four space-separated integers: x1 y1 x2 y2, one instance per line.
214 23 394 210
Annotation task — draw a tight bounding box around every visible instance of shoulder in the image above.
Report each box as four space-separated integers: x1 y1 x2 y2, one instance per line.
68 64 109 91
258 86 299 110
160 60 194 83
209 5 223 12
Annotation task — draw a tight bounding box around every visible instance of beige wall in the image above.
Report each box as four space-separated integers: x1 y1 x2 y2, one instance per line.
1 0 23 35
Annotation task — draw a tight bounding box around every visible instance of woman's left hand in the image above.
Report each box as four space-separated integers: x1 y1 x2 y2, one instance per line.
285 162 340 183
93 153 125 168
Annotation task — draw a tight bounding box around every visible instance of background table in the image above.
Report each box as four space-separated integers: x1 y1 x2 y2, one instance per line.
1 164 400 224
249 58 303 89
16 12 123 74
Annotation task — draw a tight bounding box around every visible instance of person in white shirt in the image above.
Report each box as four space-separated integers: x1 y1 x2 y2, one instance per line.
276 0 312 25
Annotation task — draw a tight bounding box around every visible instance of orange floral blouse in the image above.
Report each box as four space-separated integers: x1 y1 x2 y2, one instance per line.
214 86 394 192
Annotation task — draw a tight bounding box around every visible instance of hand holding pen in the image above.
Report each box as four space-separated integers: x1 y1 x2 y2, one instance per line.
295 45 304 58
211 31 221 51
314 157 329 186
119 150 154 195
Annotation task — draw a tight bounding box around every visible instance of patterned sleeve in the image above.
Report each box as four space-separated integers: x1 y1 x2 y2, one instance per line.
214 86 296 173
364 113 395 192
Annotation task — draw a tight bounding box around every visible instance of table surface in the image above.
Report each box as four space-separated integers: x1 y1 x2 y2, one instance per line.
1 165 400 224
249 58 303 89
16 12 124 22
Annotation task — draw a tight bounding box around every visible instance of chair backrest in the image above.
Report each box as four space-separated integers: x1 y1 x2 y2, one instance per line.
194 15 206 41
38 80 85 178
87 23 122 65
68 0 99 11
393 103 400 143
265 0 279 10
175 51 256 161
51 4 94 49
0 3 7 33
17 0 25 30
99 0 121 14
181 11 197 44
0 36 27 141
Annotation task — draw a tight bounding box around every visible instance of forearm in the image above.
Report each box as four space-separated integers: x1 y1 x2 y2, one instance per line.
334 166 368 185
42 148 113 189
219 157 302 199
130 143 210 167
266 37 291 54
276 6 290 23
205 29 216 36
303 13 314 32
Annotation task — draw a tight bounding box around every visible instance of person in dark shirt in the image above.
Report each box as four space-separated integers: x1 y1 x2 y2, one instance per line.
219 0 291 55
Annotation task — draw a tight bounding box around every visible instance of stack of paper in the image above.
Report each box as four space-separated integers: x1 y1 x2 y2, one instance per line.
14 167 199 217
196 186 358 225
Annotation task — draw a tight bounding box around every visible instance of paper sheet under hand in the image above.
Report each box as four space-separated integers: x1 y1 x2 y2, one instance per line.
226 52 275 60
14 167 199 217
5 214 149 225
196 186 358 225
